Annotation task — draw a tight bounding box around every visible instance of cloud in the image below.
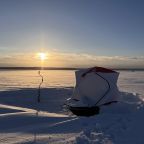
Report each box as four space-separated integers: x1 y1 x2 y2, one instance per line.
0 52 144 68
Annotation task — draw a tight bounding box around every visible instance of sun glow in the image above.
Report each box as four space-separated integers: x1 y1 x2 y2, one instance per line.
37 52 47 61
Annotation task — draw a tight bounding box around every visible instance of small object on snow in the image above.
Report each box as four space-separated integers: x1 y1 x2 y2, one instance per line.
68 105 100 116
66 67 119 116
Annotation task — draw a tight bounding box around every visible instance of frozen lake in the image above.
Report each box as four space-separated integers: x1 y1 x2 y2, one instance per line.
0 70 144 95
0 70 144 144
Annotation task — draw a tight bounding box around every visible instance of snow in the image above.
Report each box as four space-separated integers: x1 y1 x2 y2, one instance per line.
0 70 144 144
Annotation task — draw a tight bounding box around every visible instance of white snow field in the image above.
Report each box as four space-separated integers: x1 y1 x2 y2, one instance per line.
0 70 144 144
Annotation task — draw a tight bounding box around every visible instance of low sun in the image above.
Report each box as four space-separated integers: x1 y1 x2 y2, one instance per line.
38 52 47 61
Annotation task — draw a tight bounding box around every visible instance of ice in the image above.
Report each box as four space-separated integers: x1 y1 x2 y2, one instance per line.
0 70 143 143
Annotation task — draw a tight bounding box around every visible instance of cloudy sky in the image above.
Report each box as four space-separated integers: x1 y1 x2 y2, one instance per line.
0 0 144 68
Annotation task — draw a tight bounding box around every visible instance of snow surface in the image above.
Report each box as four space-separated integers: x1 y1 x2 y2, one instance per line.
0 70 144 144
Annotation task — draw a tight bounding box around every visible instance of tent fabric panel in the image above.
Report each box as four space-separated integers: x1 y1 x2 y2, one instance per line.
72 72 110 106
78 73 109 106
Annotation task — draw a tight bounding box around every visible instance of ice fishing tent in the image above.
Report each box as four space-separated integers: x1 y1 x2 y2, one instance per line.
67 67 119 116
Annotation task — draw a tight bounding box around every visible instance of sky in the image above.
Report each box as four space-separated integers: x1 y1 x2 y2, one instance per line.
0 0 144 68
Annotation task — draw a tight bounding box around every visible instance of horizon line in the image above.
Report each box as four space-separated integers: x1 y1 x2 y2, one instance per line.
0 67 144 71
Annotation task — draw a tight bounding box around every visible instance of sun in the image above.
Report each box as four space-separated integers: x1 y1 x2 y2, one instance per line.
37 52 47 61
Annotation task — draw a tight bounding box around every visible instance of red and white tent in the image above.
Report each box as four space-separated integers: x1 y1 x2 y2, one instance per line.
69 67 119 107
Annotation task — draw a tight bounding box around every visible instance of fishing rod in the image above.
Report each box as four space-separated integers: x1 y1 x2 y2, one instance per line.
38 70 43 103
